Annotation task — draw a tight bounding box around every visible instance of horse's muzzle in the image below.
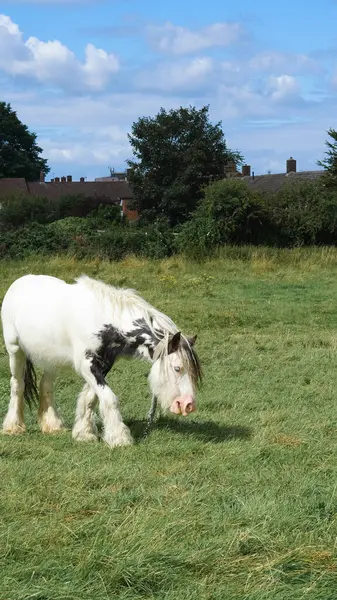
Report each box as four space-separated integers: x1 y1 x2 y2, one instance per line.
170 394 196 416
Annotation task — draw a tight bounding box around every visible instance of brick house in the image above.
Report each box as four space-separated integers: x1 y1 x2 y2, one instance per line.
0 172 138 221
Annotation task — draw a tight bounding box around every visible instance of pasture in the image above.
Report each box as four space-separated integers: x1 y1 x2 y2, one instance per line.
0 247 336 600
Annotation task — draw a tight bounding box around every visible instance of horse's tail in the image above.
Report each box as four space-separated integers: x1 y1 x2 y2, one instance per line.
24 358 38 409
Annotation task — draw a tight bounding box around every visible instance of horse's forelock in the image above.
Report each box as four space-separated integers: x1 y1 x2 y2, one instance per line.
180 337 203 389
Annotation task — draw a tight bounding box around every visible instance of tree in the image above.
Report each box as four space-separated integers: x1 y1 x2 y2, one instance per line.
127 105 243 225
0 102 49 180
317 128 337 184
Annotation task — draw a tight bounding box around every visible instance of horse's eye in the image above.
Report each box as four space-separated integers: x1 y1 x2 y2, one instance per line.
174 366 181 372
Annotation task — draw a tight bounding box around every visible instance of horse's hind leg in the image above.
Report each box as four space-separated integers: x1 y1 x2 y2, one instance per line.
72 383 98 442
3 346 26 434
38 371 64 433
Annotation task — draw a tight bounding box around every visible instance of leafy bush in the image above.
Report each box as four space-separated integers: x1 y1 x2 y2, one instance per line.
83 227 144 261
0 192 123 230
0 216 175 261
45 217 96 255
176 179 270 259
0 222 67 259
56 194 117 220
87 204 123 227
82 222 174 261
266 179 337 246
140 220 175 259
0 193 56 228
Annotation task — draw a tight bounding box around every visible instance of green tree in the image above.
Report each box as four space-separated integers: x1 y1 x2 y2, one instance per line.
127 105 243 225
0 102 49 180
317 128 337 184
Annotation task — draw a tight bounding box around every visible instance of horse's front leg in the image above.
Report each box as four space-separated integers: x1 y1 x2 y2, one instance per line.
72 383 98 442
79 358 133 448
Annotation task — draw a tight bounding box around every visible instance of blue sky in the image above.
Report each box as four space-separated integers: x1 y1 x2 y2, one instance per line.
1 0 337 180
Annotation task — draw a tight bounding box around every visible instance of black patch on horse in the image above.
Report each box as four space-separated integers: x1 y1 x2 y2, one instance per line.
86 319 164 386
127 318 164 360
85 325 126 386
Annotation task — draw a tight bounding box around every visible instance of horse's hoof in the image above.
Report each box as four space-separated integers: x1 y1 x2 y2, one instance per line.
2 423 26 434
73 431 98 442
103 427 134 448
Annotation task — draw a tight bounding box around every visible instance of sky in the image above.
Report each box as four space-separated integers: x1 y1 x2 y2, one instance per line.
1 0 337 181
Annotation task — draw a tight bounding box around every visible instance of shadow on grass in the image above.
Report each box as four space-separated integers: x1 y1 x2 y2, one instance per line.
0 419 252 451
128 417 253 444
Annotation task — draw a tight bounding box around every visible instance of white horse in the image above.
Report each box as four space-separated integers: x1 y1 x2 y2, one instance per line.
1 274 201 447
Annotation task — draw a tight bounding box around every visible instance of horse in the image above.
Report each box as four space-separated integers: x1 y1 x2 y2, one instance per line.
1 274 202 447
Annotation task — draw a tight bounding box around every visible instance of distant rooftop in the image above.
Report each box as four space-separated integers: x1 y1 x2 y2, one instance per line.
225 157 325 193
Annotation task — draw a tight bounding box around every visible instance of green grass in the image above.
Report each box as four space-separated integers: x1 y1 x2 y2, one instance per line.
0 247 337 600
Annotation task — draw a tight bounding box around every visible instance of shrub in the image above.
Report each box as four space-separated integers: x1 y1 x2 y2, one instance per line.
176 179 270 259
84 227 143 261
0 222 67 259
0 217 174 262
0 193 56 228
56 194 118 220
267 179 337 246
82 222 174 261
87 204 123 227
0 192 124 230
140 220 175 259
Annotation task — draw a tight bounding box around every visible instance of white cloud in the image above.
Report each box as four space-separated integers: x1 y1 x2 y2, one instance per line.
211 83 275 120
43 133 129 167
3 92 188 172
249 51 322 75
232 117 330 173
267 75 302 103
147 21 245 55
136 57 214 92
0 14 119 91
330 68 337 87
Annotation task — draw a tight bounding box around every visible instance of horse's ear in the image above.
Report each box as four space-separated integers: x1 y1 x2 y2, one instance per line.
188 334 197 346
168 331 181 354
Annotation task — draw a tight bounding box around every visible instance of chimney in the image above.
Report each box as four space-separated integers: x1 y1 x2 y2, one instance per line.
126 168 133 180
50 178 54 183
242 164 251 177
286 157 296 173
54 177 60 183
61 176 66 183
67 175 72 182
39 170 45 183
224 161 237 176
80 177 85 183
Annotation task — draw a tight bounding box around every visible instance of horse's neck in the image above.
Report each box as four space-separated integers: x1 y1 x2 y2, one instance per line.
124 316 166 362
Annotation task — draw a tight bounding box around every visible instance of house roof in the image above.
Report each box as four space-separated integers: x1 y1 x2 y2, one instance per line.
0 178 133 202
243 170 324 194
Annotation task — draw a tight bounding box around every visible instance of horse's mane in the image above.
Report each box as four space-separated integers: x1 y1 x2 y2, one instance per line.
75 274 177 333
76 275 202 387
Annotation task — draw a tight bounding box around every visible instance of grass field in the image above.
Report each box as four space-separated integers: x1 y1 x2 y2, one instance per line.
0 247 337 600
